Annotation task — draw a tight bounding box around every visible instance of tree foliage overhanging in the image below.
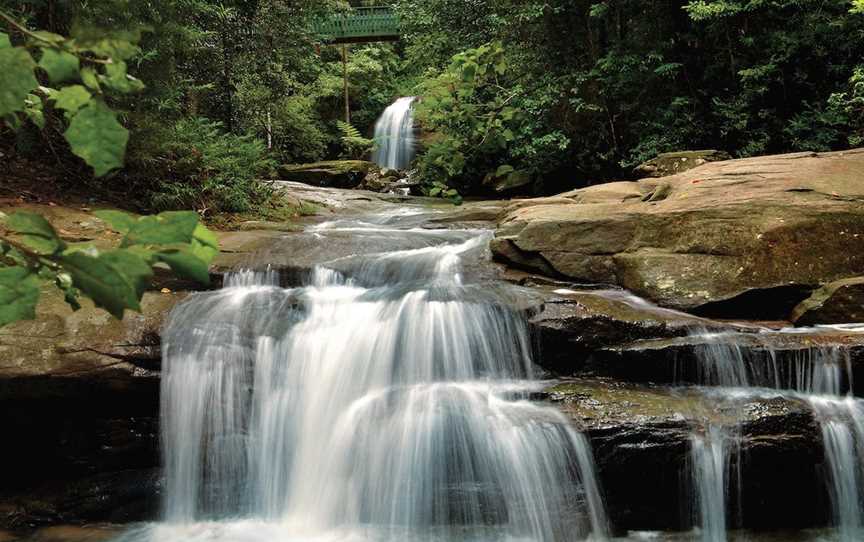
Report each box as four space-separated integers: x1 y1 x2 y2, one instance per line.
1 0 863 201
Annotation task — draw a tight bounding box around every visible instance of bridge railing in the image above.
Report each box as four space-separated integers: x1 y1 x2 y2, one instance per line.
314 6 400 43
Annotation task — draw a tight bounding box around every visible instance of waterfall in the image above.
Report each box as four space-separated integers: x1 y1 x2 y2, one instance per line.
372 97 416 170
149 222 608 542
808 397 864 540
685 327 864 540
690 426 731 542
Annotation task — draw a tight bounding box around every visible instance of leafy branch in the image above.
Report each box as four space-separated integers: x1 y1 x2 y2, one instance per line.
1 9 144 176
0 210 218 327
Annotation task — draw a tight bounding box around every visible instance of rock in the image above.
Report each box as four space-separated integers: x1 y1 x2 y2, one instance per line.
277 160 378 189
493 148 864 317
549 379 824 532
791 276 864 325
633 150 732 178
587 328 864 393
483 169 533 194
522 285 715 375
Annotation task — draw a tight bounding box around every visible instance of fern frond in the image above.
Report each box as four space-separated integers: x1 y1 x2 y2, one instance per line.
336 120 363 139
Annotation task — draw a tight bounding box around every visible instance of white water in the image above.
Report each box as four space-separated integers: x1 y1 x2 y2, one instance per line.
125 222 608 542
372 97 416 170
690 426 731 542
685 327 864 540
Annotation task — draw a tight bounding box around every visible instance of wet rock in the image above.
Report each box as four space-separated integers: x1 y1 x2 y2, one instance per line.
493 148 864 317
0 376 161 529
277 160 378 189
587 330 864 393
633 150 731 178
522 285 715 375
791 276 864 325
549 380 825 532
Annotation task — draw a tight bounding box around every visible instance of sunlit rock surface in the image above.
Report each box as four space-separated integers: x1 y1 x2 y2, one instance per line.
493 149 864 318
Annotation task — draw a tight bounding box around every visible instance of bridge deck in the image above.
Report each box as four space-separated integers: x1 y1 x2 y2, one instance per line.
314 7 400 44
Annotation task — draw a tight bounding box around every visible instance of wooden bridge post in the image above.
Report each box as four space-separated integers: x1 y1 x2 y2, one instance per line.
342 44 350 124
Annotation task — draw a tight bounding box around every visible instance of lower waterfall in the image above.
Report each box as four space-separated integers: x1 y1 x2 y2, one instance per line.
135 222 607 541
689 426 736 542
685 328 864 541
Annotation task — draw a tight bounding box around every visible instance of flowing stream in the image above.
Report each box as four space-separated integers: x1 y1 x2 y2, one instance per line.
372 97 416 170
123 216 608 542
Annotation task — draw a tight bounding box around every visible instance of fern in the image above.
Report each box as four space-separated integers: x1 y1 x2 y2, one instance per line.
336 120 362 139
336 120 375 159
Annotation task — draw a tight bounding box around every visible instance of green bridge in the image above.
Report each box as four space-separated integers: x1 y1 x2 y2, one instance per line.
314 7 401 44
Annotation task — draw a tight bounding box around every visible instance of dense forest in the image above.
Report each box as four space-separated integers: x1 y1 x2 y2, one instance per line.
2 0 864 209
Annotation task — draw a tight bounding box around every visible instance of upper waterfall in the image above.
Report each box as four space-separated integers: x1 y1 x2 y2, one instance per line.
372 97 417 170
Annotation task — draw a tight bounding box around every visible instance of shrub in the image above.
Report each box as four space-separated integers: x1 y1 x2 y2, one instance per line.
143 118 275 215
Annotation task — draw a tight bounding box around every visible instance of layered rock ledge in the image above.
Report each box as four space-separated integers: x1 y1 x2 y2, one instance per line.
549 380 825 532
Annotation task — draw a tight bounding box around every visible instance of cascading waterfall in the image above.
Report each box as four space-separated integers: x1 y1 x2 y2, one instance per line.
685 327 864 540
372 97 416 170
148 222 608 542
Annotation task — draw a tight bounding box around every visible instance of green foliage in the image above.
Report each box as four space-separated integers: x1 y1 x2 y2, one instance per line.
64 101 131 176
143 118 276 215
234 74 329 164
398 0 864 192
831 66 864 147
422 179 463 205
0 210 217 326
415 41 558 194
336 120 375 159
0 11 143 176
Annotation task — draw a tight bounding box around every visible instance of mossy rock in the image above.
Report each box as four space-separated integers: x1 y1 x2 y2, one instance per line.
277 160 378 189
633 149 731 178
791 276 864 325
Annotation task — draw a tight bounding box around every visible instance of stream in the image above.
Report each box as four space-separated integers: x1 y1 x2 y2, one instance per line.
7 199 864 542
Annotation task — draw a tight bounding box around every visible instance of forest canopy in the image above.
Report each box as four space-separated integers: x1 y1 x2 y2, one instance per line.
1 0 863 201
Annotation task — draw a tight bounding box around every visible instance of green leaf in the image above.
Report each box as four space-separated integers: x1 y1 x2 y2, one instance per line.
0 47 38 117
101 60 144 93
0 267 42 326
59 251 140 318
0 32 11 49
94 209 137 234
4 211 64 255
64 100 128 177
51 85 92 114
123 211 199 247
156 248 211 284
80 66 100 90
38 48 80 84
191 223 219 264
98 249 153 297
495 164 515 177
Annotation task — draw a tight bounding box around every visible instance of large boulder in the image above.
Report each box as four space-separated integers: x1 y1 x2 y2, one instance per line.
278 160 378 189
492 149 864 318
